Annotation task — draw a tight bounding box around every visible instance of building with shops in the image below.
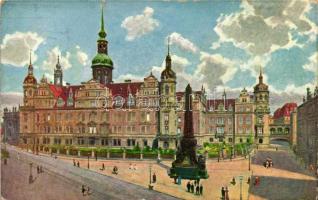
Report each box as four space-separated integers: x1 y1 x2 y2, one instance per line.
4 8 273 151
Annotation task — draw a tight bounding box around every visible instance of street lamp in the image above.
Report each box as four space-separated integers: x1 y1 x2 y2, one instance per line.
148 164 153 190
29 162 33 184
87 154 90 169
239 175 243 200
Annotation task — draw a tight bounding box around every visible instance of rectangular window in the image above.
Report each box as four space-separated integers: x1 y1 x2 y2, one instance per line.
239 116 243 125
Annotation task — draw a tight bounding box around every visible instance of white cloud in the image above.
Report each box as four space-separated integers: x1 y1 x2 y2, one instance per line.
168 32 198 53
1 32 44 67
75 46 89 66
303 52 318 73
42 46 72 71
121 7 159 41
194 52 238 89
213 0 317 55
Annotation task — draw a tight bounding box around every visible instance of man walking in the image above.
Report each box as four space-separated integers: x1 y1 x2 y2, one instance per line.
199 184 203 195
152 172 157 183
186 181 191 192
221 187 225 200
196 185 199 195
191 182 194 193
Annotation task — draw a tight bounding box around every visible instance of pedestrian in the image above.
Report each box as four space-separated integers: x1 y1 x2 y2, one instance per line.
37 166 40 174
196 185 199 195
194 180 197 186
191 183 194 193
199 184 203 195
87 186 91 195
231 177 236 185
73 159 76 166
247 177 251 184
152 172 157 183
77 161 80 167
186 181 191 192
82 185 86 196
102 163 105 170
221 187 225 200
225 187 229 200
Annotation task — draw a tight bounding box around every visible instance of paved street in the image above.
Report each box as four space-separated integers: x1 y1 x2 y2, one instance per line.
249 149 317 200
1 145 178 200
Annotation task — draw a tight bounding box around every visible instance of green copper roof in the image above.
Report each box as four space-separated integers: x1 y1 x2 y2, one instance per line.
98 7 107 39
92 53 113 68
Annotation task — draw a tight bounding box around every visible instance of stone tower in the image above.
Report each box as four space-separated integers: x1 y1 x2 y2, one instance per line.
159 39 178 149
23 51 37 107
91 6 113 84
54 56 63 86
253 66 270 145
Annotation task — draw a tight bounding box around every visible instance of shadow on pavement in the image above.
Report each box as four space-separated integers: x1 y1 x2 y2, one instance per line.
249 175 316 200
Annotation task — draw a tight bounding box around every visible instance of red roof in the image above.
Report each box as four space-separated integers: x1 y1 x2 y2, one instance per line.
48 84 82 108
273 103 297 119
106 82 143 98
206 99 235 111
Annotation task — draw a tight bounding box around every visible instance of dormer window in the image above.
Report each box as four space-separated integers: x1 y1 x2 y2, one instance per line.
57 97 64 107
127 94 135 107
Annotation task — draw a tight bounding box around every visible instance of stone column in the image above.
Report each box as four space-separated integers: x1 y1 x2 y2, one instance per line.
91 150 95 158
123 149 126 160
157 152 161 160
78 150 81 157
107 150 110 159
140 152 143 160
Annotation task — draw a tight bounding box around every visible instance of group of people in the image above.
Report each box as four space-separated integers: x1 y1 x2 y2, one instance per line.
36 165 44 174
264 157 273 168
73 159 80 167
221 187 229 200
81 185 91 196
186 180 203 195
129 163 138 170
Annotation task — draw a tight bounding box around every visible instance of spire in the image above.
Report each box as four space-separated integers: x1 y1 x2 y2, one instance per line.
165 36 172 69
259 66 263 84
28 49 33 75
98 5 107 39
56 55 61 70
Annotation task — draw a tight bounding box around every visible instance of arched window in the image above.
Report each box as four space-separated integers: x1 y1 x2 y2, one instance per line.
165 85 169 95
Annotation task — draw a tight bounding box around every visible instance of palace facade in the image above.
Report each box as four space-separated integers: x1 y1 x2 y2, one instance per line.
7 9 272 150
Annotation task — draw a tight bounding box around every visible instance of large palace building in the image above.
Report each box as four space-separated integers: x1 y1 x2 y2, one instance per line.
6 9 272 150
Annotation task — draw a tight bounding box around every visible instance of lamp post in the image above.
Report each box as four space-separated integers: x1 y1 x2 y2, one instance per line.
29 162 33 184
87 154 90 169
239 175 243 200
148 164 153 190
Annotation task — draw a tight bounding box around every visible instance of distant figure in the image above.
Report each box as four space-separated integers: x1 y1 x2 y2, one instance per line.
37 166 40 174
187 181 191 192
195 185 199 195
190 183 194 193
152 173 157 183
231 177 236 185
221 187 225 199
73 159 76 166
112 166 118 174
199 184 203 195
225 187 229 200
77 161 80 167
82 185 86 196
254 176 260 186
87 186 91 195
102 163 105 170
247 177 251 184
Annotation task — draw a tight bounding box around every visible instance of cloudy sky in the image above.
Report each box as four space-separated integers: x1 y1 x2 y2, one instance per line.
0 0 317 114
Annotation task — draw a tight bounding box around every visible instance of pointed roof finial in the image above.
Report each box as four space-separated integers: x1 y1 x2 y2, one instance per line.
98 2 107 39
259 66 263 83
167 36 170 56
57 55 60 64
29 49 32 65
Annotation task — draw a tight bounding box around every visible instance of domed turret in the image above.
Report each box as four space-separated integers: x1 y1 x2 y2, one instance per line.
91 5 114 84
161 38 176 80
23 51 37 85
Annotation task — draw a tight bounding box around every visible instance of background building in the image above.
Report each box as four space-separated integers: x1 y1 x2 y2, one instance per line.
5 8 273 151
296 86 318 168
2 107 20 145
